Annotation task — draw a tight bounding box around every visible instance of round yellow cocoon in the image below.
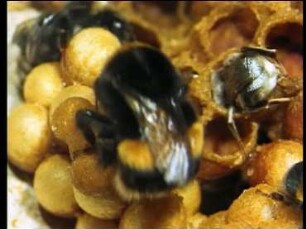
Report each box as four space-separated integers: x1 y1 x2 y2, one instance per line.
73 186 126 220
61 27 121 87
34 154 80 217
76 213 118 229
50 97 94 154
71 151 117 196
23 62 63 107
49 85 95 120
120 194 187 228
227 184 302 228
8 103 51 173
244 140 303 189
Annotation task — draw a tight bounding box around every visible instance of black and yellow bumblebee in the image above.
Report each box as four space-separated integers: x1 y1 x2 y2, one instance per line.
271 161 303 210
212 46 300 152
76 44 203 200
13 2 135 73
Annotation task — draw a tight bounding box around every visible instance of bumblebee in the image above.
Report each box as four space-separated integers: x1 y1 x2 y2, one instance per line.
271 161 303 210
212 46 296 152
13 2 135 73
76 44 203 200
285 161 303 207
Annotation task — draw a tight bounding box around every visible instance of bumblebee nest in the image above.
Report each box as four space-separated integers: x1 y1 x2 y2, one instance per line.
8 1 303 229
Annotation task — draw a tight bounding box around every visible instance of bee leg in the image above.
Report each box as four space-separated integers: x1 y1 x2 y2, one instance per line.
240 97 291 114
227 106 247 157
180 100 197 127
76 109 118 166
265 97 291 109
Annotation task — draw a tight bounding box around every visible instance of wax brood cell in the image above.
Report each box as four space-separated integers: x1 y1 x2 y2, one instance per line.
114 1 193 59
193 4 261 59
197 117 258 177
255 10 303 80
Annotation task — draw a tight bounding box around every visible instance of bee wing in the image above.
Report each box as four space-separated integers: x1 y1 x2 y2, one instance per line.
156 136 190 185
122 89 192 185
